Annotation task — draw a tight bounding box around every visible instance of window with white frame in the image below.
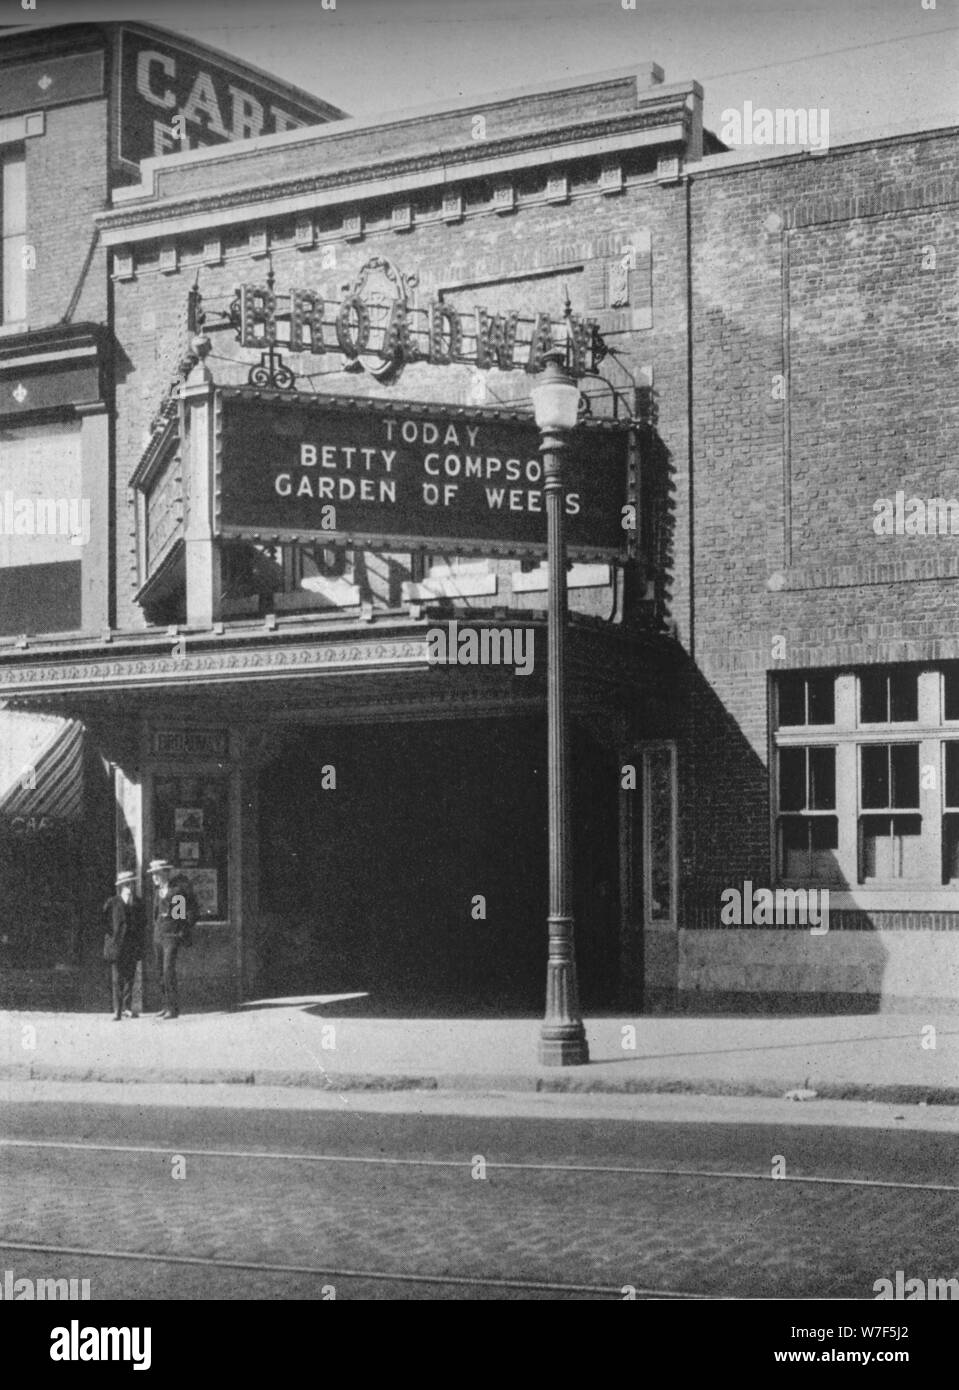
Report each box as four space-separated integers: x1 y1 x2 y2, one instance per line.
1 145 26 326
777 744 838 880
858 743 920 881
774 666 959 889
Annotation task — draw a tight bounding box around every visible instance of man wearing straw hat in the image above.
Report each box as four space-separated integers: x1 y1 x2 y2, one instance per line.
149 858 199 1020
102 870 145 1021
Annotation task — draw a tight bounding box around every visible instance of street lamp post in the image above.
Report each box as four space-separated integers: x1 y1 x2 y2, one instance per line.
531 350 590 1067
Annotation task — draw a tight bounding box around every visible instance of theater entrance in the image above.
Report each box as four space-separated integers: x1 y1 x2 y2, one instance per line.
256 716 620 1014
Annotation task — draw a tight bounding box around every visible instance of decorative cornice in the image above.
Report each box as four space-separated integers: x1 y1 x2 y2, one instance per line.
0 617 653 699
0 637 432 698
97 106 689 245
110 67 686 195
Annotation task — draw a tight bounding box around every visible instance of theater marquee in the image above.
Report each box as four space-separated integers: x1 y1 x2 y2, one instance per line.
216 390 632 559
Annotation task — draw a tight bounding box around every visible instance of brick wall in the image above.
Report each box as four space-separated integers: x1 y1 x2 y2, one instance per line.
683 130 959 939
26 101 109 329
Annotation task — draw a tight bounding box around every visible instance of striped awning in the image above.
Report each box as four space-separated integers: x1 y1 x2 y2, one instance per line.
0 714 84 821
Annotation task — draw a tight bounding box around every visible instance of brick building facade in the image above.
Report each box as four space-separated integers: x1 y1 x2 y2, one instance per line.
684 132 959 1007
1 24 957 1014
0 22 343 1005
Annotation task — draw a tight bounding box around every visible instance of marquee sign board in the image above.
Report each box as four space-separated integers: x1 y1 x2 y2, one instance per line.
216 390 632 560
116 26 340 170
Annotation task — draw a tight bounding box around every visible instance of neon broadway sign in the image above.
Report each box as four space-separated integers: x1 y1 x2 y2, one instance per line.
234 257 607 381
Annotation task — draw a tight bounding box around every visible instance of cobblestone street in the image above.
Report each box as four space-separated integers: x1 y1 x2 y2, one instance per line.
2 1090 956 1300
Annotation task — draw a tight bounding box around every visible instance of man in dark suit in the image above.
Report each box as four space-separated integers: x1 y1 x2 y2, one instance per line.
102 870 145 1021
150 858 199 1020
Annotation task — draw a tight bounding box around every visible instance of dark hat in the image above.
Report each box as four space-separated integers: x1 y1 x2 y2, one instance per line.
148 858 174 874
115 870 137 887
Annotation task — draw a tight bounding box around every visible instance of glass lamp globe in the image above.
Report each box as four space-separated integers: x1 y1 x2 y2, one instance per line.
531 355 580 432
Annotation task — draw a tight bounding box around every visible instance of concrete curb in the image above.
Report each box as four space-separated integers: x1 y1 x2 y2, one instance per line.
1 1062 957 1106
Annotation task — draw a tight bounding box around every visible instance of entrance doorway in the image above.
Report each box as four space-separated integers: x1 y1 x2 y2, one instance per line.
257 716 620 1014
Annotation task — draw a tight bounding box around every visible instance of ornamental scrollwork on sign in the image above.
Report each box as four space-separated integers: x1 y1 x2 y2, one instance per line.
342 255 419 384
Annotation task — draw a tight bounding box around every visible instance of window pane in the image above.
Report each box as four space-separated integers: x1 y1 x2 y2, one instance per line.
889 670 918 722
946 744 959 809
808 747 835 809
810 816 839 880
893 815 922 877
945 669 959 721
860 815 892 879
890 744 919 808
860 672 886 723
780 817 808 878
778 677 806 726
807 675 835 725
861 745 889 808
779 747 806 811
810 818 838 852
862 813 921 879
943 815 959 882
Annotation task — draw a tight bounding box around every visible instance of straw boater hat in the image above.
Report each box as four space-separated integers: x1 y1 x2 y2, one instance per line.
148 859 174 874
115 870 137 887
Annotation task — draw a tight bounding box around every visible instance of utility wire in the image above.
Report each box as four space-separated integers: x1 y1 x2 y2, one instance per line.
699 23 959 82
183 20 959 88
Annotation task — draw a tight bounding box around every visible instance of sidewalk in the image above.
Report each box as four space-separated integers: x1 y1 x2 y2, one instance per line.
1 1004 957 1104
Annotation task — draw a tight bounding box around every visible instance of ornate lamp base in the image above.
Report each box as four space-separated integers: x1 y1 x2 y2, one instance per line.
538 1023 590 1067
539 916 590 1065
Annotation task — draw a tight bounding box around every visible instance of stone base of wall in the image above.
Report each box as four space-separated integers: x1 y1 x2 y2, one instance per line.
0 966 79 1011
674 990 956 1015
676 929 959 1010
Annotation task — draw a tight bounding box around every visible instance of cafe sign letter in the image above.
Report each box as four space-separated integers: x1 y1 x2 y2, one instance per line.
118 27 326 168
